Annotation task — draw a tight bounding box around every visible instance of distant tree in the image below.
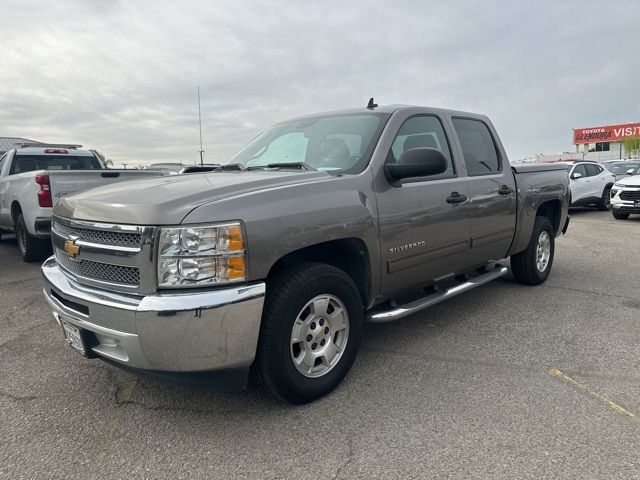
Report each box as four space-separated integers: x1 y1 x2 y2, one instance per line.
621 136 640 159
89 149 114 168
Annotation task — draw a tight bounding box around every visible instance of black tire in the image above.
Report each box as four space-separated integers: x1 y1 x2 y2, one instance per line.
14 212 51 262
612 211 630 220
597 186 612 211
253 262 364 404
510 216 555 286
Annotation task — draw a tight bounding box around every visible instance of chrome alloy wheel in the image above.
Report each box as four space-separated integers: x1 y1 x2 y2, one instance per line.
290 294 350 378
535 231 551 272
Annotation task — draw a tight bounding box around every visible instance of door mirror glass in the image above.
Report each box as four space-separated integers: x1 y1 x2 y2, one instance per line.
385 147 447 183
626 168 635 175
571 172 583 180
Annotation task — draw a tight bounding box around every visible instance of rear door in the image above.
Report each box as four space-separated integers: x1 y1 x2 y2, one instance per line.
584 163 606 198
451 117 517 267
377 114 470 296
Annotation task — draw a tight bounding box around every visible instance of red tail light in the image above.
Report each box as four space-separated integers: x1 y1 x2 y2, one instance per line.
35 175 52 207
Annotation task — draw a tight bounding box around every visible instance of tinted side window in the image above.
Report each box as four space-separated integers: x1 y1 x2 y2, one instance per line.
9 155 103 174
388 115 454 178
452 118 501 175
585 164 600 177
572 164 587 177
0 154 6 174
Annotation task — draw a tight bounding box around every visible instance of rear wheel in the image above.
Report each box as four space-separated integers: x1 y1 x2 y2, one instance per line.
510 216 555 286
15 212 51 262
597 186 612 211
612 211 630 220
253 262 364 404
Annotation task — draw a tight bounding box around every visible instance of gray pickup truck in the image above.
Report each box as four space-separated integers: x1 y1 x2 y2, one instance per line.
42 104 570 403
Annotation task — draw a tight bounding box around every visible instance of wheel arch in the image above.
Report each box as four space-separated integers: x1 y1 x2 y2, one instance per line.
536 199 561 235
10 200 22 225
265 238 372 308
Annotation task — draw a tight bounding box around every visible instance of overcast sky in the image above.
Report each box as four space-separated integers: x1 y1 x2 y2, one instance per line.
1 0 639 166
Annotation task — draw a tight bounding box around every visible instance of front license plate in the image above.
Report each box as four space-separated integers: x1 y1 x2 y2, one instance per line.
61 320 86 355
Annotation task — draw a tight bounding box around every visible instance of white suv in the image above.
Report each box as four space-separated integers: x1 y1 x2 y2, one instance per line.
610 165 640 219
564 161 616 211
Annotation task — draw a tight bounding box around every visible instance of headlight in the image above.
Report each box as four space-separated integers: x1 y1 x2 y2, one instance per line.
157 223 246 287
614 183 625 188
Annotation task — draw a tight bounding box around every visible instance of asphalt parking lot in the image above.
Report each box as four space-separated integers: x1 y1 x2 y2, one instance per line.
1 209 639 479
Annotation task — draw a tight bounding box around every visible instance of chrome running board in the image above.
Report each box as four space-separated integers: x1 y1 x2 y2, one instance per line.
367 265 508 323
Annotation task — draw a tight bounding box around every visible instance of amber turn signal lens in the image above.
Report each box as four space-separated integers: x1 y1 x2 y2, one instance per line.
227 225 244 251
227 256 245 280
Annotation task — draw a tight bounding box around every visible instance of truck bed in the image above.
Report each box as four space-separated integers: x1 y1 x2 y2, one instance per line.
508 162 570 255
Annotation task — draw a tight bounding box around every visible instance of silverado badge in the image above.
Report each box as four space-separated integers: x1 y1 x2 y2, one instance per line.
63 239 81 258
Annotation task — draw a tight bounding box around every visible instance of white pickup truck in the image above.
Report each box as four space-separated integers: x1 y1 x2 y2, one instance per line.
0 144 165 261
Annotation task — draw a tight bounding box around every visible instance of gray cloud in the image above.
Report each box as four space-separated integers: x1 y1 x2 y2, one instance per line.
1 0 638 166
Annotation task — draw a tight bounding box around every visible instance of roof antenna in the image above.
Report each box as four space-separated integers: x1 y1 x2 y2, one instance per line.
197 86 204 166
366 97 378 110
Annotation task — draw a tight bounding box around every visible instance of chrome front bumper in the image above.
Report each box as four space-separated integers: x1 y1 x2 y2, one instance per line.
41 256 265 375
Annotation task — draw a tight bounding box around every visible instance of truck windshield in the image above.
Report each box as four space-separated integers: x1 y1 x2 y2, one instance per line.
227 112 390 174
10 155 103 174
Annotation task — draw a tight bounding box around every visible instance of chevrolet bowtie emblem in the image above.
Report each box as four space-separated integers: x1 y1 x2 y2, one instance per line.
64 239 81 258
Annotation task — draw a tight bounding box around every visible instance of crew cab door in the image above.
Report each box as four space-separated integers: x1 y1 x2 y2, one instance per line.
451 117 517 267
376 114 470 296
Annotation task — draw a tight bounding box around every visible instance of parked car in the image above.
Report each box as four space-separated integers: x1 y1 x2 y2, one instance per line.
41 104 570 403
610 165 640 219
603 160 640 181
0 144 166 261
562 160 615 210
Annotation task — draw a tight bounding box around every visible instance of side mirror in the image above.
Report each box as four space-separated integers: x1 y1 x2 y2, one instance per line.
626 168 635 175
385 148 447 185
571 172 582 180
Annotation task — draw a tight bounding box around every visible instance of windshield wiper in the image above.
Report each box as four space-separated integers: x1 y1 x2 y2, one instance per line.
218 163 245 171
247 162 317 171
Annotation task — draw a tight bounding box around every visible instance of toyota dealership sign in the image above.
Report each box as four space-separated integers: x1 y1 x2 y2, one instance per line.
574 122 640 144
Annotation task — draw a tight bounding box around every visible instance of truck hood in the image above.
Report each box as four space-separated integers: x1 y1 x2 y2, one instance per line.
53 170 332 225
616 175 640 187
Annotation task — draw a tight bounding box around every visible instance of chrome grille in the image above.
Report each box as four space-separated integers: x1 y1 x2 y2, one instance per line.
51 216 153 293
55 248 141 286
52 221 142 247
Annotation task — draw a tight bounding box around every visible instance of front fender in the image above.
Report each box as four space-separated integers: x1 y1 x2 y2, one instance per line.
181 171 381 300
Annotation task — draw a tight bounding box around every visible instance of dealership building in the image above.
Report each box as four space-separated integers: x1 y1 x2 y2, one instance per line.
573 122 640 161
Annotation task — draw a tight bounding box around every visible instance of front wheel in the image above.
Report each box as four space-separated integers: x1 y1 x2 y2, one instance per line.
510 216 555 286
253 262 364 404
612 211 630 220
597 186 612 211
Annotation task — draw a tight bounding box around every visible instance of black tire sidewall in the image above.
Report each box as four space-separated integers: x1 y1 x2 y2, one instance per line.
599 187 612 210
530 217 555 283
261 265 363 403
15 213 28 257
